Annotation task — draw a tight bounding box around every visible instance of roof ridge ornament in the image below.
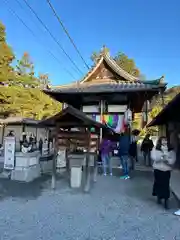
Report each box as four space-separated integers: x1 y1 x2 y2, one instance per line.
160 75 165 83
101 45 110 56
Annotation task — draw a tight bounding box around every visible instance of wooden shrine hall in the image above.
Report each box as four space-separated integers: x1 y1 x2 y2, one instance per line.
39 105 114 191
44 46 167 134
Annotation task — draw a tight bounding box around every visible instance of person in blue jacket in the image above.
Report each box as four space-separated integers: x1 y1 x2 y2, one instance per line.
119 127 131 179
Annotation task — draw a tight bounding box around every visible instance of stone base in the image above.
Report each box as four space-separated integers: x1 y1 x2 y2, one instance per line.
15 151 40 168
69 154 86 168
40 160 53 174
70 167 82 188
11 164 41 182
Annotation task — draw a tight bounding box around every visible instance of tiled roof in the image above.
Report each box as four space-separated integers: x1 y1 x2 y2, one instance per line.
39 105 110 129
45 80 165 94
45 47 166 94
80 52 139 83
0 117 39 125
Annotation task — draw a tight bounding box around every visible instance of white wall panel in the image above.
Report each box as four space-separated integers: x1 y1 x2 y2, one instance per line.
108 105 127 113
82 105 99 113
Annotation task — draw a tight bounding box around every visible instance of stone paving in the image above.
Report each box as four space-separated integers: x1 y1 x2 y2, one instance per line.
0 172 180 240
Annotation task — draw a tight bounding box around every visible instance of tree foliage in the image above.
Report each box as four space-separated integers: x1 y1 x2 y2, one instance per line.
91 47 141 77
38 73 50 88
0 22 15 83
0 21 61 119
141 88 180 136
114 52 140 77
0 86 61 120
91 47 180 135
16 52 34 76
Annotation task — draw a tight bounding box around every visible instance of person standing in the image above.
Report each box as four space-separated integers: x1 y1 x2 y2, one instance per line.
100 136 115 176
151 137 175 209
129 133 138 170
119 128 131 179
141 134 154 166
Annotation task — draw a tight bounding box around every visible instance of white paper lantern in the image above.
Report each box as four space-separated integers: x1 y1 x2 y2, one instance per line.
125 109 132 124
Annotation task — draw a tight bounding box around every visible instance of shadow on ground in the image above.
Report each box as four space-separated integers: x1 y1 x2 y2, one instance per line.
0 174 54 201
125 170 179 210
0 169 178 212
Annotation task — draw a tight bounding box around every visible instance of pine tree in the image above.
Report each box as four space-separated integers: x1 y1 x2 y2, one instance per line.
16 52 39 87
0 22 15 83
16 52 34 76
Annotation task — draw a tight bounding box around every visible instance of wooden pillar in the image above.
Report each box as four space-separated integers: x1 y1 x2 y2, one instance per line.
145 98 148 125
92 132 99 183
51 126 58 189
1 124 5 145
51 153 57 189
141 93 148 128
93 153 98 183
66 128 71 176
84 129 91 192
100 99 103 141
166 123 169 140
160 88 165 107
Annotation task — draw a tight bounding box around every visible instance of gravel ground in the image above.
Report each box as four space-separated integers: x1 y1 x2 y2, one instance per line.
0 171 180 240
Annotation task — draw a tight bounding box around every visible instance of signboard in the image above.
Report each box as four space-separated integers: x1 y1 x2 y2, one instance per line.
4 136 15 170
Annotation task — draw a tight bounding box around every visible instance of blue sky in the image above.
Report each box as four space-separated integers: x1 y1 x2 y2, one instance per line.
1 0 180 87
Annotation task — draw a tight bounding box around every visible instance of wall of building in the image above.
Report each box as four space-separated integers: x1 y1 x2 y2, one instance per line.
167 122 180 168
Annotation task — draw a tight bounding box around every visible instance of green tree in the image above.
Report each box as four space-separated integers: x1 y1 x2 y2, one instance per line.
0 21 61 120
15 52 39 87
16 52 34 76
91 47 140 77
114 52 140 77
38 73 50 88
0 86 61 119
0 22 15 83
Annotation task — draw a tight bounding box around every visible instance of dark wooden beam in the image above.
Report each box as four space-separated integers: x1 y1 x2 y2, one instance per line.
84 128 91 192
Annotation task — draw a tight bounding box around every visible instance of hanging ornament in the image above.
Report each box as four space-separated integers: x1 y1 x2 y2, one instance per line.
141 100 148 128
124 108 132 124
